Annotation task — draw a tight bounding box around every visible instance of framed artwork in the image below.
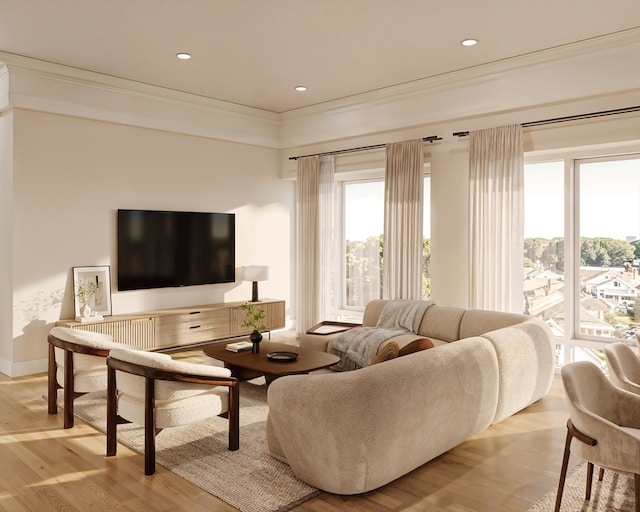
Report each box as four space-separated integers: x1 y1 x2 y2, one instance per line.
72 265 112 318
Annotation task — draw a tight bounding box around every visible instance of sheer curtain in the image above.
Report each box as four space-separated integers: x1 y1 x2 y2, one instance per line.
383 139 424 300
469 125 523 312
295 155 335 337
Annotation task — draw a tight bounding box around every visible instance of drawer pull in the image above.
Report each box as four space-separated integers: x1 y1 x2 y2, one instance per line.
190 311 201 315
190 325 201 329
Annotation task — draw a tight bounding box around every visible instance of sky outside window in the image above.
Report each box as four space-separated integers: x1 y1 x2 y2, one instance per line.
525 158 639 240
344 179 431 240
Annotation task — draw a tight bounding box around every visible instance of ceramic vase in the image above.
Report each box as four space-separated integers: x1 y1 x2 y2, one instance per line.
250 329 263 353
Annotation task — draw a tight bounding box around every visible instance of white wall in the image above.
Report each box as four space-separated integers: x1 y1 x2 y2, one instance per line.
0 109 12 366
8 109 292 376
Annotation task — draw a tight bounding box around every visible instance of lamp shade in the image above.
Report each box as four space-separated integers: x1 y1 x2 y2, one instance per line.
241 265 269 282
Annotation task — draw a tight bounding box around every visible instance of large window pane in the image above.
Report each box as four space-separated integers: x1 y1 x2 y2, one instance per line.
343 176 431 310
578 156 640 341
524 154 640 368
523 161 565 336
344 180 384 308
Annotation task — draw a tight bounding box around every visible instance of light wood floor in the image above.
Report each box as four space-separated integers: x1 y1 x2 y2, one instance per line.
0 347 577 512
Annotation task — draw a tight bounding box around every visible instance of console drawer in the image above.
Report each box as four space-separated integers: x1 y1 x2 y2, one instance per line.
155 309 230 347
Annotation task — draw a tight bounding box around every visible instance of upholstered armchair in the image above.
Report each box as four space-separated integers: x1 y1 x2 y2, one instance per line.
604 342 640 395
106 348 240 475
48 326 132 428
554 360 640 512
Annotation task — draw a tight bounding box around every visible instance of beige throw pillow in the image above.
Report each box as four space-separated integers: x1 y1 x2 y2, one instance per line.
368 342 400 365
398 338 434 356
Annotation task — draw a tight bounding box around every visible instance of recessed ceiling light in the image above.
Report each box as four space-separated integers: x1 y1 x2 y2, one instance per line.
461 39 478 47
176 52 192 60
295 86 307 92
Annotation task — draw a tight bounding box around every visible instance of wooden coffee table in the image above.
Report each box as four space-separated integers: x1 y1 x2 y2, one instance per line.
203 340 340 384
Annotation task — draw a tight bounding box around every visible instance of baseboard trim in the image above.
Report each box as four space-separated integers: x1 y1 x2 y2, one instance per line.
0 356 47 378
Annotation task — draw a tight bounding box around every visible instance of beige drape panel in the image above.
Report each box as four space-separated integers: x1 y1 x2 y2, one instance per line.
383 139 424 300
295 155 335 337
469 125 524 312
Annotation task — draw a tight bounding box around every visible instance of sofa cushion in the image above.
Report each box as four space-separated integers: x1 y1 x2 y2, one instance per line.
459 309 528 339
399 338 434 356
362 300 389 327
417 305 466 342
369 342 400 365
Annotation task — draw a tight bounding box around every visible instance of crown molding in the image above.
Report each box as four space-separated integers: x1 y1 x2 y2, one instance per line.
0 63 9 111
283 29 640 119
1 28 638 150
280 28 640 147
0 52 280 148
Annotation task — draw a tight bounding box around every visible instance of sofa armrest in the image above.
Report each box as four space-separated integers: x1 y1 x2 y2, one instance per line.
481 318 555 423
300 321 362 352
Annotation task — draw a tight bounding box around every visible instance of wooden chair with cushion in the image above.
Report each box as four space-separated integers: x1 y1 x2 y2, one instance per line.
554 360 640 512
48 326 131 428
106 347 240 475
604 342 640 395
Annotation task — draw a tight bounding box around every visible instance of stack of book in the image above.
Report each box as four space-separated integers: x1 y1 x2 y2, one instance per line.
225 341 253 352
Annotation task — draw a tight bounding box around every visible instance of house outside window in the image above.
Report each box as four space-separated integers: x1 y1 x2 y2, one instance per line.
524 153 640 366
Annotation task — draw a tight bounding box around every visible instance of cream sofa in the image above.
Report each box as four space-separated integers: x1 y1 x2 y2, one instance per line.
266 300 555 494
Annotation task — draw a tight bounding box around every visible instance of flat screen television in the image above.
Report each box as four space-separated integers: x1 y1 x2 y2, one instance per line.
117 209 235 291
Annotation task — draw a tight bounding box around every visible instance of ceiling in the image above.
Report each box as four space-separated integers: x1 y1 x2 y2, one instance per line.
0 0 639 113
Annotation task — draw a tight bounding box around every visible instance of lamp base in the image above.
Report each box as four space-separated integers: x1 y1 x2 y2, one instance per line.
251 281 260 302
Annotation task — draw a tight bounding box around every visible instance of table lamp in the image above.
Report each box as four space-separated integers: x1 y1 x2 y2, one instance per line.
241 265 269 302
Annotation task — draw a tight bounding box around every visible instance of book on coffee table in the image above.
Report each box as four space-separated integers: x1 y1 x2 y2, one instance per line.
225 341 253 352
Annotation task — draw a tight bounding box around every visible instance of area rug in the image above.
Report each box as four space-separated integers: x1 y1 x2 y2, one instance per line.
72 379 320 512
528 462 636 512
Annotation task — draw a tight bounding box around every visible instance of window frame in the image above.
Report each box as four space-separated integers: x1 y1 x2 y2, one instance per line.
524 146 639 366
335 166 431 321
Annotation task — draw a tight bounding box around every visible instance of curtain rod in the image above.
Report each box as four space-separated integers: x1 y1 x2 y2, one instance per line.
452 106 640 137
288 135 442 161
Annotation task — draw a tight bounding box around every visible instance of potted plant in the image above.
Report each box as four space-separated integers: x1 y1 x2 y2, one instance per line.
76 278 98 318
240 302 266 353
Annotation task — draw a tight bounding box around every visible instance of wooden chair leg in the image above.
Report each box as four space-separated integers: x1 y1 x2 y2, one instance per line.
586 462 594 500
63 350 75 429
106 367 117 457
598 467 604 481
48 344 58 415
228 383 240 451
144 378 156 475
554 425 573 512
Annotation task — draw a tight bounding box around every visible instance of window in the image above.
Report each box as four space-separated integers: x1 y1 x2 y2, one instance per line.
343 180 384 309
524 154 640 365
340 175 431 317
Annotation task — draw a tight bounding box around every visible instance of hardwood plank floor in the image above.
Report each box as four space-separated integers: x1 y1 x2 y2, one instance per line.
0 350 576 512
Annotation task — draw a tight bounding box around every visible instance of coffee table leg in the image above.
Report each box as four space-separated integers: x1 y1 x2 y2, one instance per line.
224 363 264 382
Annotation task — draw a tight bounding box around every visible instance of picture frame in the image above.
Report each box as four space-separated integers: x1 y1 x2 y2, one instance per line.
72 265 112 319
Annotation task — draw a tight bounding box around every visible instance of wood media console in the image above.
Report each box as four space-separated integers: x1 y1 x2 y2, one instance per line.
56 299 285 351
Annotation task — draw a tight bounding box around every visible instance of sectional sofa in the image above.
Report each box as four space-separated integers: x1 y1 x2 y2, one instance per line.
266 300 555 494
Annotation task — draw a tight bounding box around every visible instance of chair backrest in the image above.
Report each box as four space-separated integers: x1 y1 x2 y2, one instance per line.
561 360 640 475
107 347 236 430
108 347 233 400
561 361 620 429
48 327 119 388
604 342 640 394
49 326 119 355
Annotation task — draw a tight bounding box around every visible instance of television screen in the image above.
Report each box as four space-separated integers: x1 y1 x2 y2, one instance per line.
117 209 235 291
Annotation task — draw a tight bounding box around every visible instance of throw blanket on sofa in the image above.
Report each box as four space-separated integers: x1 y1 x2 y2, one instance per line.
332 300 434 370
